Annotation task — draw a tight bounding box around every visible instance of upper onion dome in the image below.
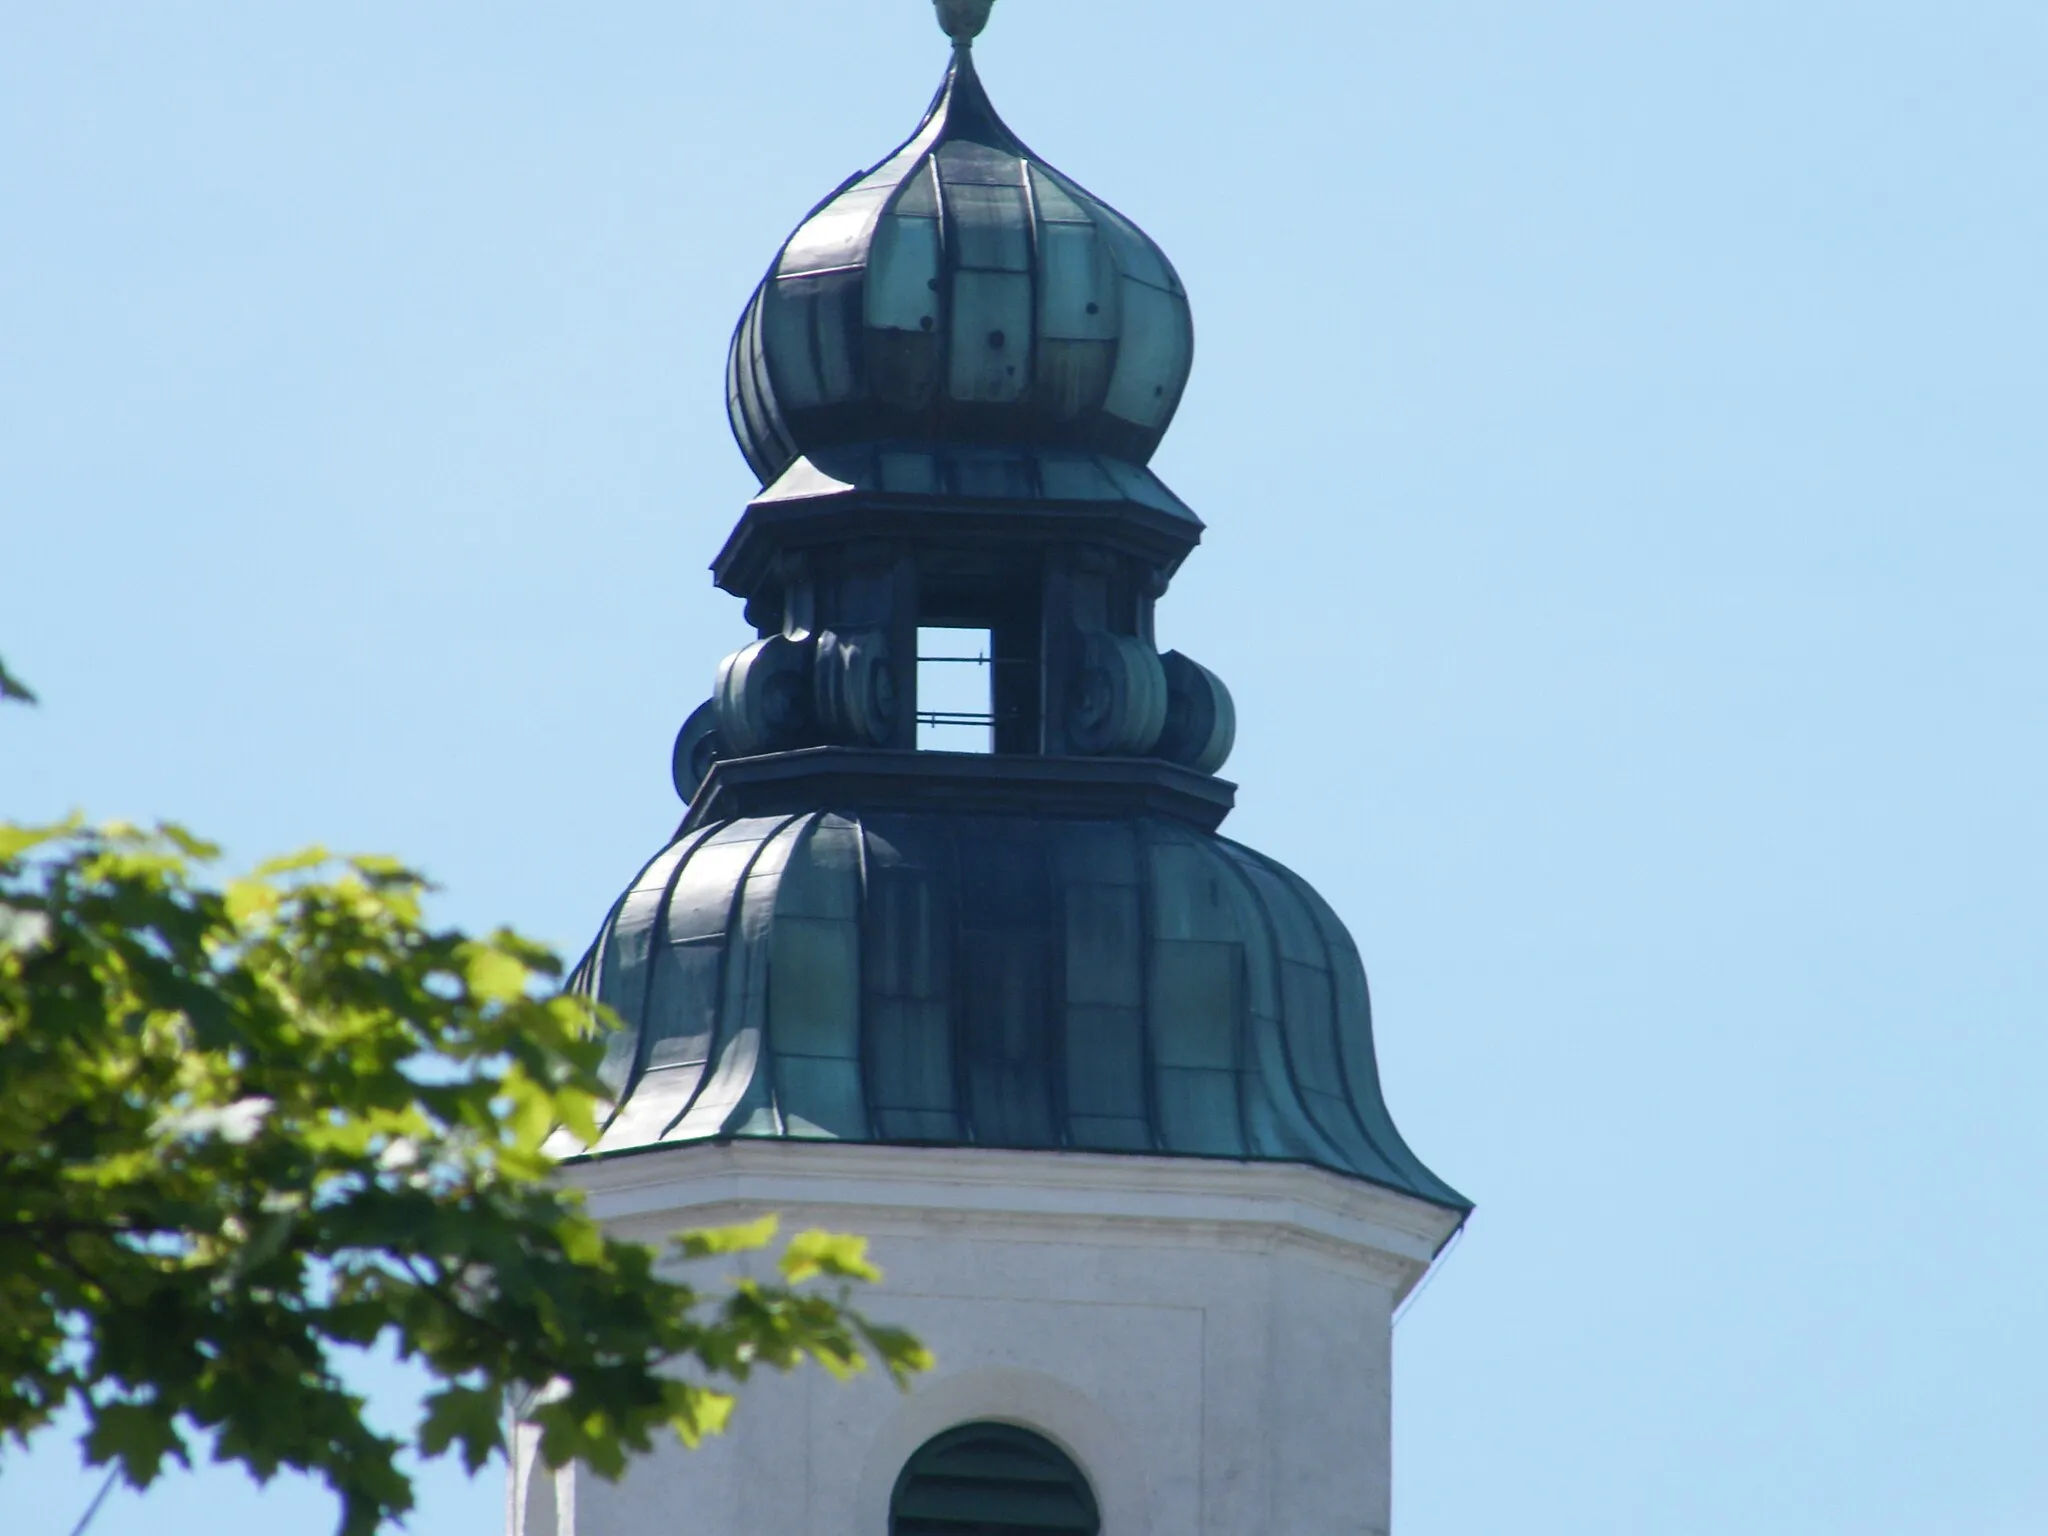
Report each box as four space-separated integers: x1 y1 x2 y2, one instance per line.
726 37 1195 486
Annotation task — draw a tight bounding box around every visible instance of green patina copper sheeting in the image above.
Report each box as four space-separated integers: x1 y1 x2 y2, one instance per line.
726 45 1195 487
571 807 1468 1212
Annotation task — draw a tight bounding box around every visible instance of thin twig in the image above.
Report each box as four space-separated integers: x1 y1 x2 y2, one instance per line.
66 1466 120 1536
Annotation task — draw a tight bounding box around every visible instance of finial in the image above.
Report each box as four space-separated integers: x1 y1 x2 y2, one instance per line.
934 0 995 47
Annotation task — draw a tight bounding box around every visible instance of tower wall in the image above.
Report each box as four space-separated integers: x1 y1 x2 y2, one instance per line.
511 1144 1457 1536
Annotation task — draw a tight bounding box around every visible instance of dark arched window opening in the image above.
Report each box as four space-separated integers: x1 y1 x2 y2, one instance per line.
890 1421 1101 1536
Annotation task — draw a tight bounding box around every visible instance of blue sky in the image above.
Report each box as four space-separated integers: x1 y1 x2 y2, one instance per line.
5 2 2045 1533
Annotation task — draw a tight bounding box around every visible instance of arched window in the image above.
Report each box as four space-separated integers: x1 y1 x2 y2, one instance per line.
890 1421 1101 1536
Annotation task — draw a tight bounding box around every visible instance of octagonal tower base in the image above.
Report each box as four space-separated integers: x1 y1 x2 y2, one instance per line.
510 1143 1459 1536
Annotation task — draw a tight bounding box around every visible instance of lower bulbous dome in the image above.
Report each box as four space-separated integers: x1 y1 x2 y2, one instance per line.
571 805 1467 1210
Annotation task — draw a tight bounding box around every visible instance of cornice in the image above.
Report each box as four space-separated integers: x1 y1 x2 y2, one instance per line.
679 749 1237 835
571 1142 1465 1302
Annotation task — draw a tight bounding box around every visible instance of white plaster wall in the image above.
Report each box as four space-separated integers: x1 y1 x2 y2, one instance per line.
516 1144 1455 1536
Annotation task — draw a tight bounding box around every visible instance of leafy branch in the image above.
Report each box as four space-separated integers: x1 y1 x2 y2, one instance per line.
0 820 929 1536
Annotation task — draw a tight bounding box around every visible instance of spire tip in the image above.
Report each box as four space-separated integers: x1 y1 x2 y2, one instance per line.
933 0 995 46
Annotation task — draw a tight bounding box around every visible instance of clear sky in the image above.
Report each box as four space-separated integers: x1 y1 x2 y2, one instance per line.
5 2 2045 1533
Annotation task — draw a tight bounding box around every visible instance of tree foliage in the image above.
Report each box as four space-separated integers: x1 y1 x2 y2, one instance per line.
0 681 927 1534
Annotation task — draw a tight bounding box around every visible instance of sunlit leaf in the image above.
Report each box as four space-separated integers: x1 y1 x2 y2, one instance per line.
158 824 221 861
0 821 64 862
252 846 330 879
781 1230 881 1285
676 1216 779 1260
462 944 528 1004
223 877 281 925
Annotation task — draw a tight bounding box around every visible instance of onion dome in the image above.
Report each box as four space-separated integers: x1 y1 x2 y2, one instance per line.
726 32 1194 486
571 802 1467 1211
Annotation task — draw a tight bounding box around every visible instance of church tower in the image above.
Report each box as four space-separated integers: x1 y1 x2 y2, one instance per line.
513 5 1469 1532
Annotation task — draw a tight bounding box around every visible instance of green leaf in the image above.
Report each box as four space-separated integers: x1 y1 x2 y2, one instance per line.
418 1386 504 1473
556 1212 607 1266
224 876 281 924
498 1069 555 1153
550 1083 602 1149
462 944 528 1004
158 824 221 861
83 1402 189 1486
675 1387 734 1446
781 1230 881 1285
0 820 66 862
230 1211 298 1279
0 656 36 705
676 1216 779 1260
251 846 329 879
859 1322 936 1384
